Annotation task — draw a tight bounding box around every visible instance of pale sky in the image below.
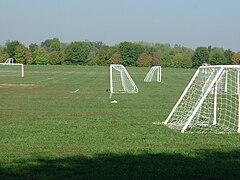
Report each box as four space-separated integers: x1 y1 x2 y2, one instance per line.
0 0 240 52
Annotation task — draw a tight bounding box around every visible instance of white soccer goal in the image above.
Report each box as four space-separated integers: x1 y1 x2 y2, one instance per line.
4 58 15 64
164 65 240 134
0 58 24 77
109 64 138 99
144 66 161 82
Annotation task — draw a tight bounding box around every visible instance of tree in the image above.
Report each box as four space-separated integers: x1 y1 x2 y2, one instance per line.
136 52 153 67
109 52 122 64
87 47 99 65
159 53 172 67
209 52 226 65
64 41 91 65
224 49 234 64
232 53 240 65
0 45 9 63
25 50 33 64
35 48 49 65
29 43 38 54
97 45 119 66
92 41 105 49
152 52 160 66
15 44 33 64
119 42 144 66
6 40 20 59
15 44 27 64
50 38 61 52
192 47 209 68
172 53 192 68
49 51 64 65
41 39 52 52
29 43 39 64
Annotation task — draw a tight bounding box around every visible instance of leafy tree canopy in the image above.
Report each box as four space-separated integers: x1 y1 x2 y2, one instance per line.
192 47 209 68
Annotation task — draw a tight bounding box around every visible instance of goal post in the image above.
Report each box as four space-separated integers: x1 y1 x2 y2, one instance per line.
109 64 138 99
0 62 24 77
144 66 161 82
164 65 240 134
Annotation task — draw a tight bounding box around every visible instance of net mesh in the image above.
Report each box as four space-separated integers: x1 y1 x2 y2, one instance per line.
144 66 161 82
165 66 240 134
111 65 138 93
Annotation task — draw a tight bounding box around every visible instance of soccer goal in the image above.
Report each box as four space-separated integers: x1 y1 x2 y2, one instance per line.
109 64 138 99
164 65 240 134
144 66 161 82
0 58 24 77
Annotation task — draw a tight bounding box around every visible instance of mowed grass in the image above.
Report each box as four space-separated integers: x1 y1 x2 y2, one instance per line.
0 65 239 179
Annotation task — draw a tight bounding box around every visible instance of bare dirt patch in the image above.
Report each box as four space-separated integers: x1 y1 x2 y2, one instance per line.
0 83 35 88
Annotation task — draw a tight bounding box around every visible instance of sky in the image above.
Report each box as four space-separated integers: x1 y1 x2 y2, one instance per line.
0 0 240 52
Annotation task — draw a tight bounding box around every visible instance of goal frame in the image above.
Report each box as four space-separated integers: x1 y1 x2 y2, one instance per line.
109 64 138 99
144 66 161 82
0 63 24 77
164 65 240 134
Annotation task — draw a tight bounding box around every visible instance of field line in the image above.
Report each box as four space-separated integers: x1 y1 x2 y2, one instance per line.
37 77 56 83
70 89 79 93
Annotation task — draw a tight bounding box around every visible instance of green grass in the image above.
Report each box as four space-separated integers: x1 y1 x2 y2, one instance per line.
0 65 239 179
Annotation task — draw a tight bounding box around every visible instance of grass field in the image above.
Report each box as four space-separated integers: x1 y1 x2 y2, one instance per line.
0 65 240 179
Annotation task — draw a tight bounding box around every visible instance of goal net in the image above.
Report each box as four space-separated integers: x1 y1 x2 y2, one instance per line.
164 65 240 134
0 58 24 77
109 64 138 99
144 66 161 82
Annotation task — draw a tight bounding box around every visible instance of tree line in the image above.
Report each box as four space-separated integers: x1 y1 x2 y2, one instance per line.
0 38 239 68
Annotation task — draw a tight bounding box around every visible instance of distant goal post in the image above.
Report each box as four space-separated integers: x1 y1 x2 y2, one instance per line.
0 58 24 77
109 64 138 99
144 66 161 82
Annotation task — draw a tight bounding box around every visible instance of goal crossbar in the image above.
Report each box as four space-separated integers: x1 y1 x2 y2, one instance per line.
0 63 24 77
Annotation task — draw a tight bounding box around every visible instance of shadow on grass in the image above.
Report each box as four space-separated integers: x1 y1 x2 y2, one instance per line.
0 150 240 179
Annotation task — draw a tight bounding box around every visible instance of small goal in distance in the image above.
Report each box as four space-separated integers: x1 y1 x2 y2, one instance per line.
0 58 24 77
164 65 240 134
144 66 161 82
109 64 138 99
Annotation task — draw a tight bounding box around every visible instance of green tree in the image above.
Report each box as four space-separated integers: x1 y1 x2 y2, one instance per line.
15 44 27 64
93 41 105 49
0 45 9 63
64 41 91 65
224 49 235 64
15 44 33 64
50 38 61 52
192 47 209 68
159 53 172 67
136 52 153 67
41 39 52 52
172 53 192 68
29 43 38 64
119 42 144 66
87 47 99 65
209 52 226 65
49 51 64 65
29 43 38 54
35 48 49 65
6 40 20 59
